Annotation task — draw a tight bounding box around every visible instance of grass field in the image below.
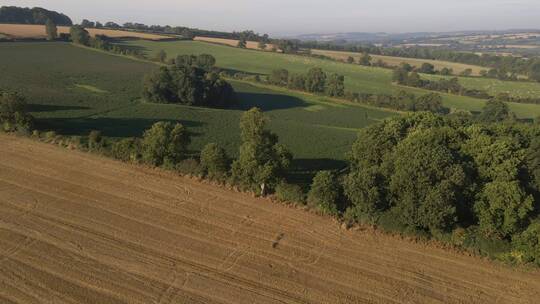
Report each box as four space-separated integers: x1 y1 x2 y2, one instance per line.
0 24 170 40
2 135 539 304
122 40 540 118
311 49 486 76
0 42 395 168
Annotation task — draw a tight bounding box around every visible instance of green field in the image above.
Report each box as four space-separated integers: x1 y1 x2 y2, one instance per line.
0 42 396 170
123 40 540 118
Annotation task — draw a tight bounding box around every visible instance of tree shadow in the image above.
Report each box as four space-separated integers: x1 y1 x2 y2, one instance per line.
28 104 91 113
286 158 348 187
234 91 308 111
221 68 266 77
35 117 204 138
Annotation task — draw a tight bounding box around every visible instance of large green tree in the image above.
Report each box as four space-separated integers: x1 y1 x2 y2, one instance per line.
69 25 90 45
231 108 292 192
141 122 190 167
45 19 57 40
304 68 327 93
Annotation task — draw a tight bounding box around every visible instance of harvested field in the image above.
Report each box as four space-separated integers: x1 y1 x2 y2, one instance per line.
194 36 277 51
0 24 170 40
1 134 539 304
311 49 485 76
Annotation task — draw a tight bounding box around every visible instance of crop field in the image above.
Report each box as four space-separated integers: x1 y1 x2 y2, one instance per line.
311 49 485 76
0 24 170 40
0 42 395 165
1 135 539 304
194 36 277 51
122 39 540 118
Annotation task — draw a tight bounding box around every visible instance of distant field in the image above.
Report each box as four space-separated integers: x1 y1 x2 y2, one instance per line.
123 39 540 118
0 42 395 166
194 36 277 51
0 24 170 40
311 49 485 76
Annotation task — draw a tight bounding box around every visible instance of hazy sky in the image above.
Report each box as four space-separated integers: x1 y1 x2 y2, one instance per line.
3 0 539 35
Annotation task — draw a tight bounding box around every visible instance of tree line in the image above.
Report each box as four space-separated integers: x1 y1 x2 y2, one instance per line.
0 6 72 26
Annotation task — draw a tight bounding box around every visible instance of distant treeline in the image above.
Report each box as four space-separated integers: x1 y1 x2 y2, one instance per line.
300 40 540 82
0 6 72 25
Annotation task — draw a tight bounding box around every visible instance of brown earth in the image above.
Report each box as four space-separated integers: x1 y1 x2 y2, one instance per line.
0 24 170 40
0 134 539 304
194 36 277 51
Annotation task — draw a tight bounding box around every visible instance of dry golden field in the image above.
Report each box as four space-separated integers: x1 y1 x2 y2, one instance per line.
0 134 539 303
194 36 277 51
311 49 485 76
0 24 170 40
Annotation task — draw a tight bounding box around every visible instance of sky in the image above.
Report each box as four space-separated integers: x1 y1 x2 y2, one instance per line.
3 0 539 35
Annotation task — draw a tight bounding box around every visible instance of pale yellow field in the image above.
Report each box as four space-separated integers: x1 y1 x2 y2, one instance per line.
0 24 170 40
311 49 485 76
194 36 277 51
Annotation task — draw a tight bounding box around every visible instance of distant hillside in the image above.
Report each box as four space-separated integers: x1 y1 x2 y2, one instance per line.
0 6 72 26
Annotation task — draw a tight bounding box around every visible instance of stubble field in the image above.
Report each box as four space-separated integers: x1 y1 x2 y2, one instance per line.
1 134 539 304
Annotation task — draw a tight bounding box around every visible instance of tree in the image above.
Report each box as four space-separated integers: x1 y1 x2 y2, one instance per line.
513 218 540 265
141 122 190 167
418 63 436 74
343 166 386 219
258 41 267 50
287 73 306 90
307 171 340 215
156 49 167 63
200 143 229 180
45 19 57 41
304 68 327 93
388 129 467 232
237 38 247 48
460 68 473 77
439 67 453 76
69 25 90 45
415 93 447 114
477 99 512 123
392 67 408 84
475 181 534 239
347 56 355 64
196 54 216 71
80 19 95 28
325 73 345 97
231 108 292 192
359 53 372 66
269 69 289 86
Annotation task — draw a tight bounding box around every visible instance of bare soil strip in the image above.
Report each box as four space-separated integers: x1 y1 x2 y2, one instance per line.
0 24 169 40
0 134 539 303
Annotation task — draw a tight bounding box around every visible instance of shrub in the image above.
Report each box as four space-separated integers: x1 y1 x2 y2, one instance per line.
200 143 229 180
88 130 103 150
512 218 540 265
307 171 340 215
176 158 201 176
111 138 141 162
0 91 34 133
275 182 305 204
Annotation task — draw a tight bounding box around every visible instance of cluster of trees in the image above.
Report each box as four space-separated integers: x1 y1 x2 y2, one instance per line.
0 91 34 133
0 6 72 25
268 68 345 97
142 54 234 107
69 26 145 57
393 67 491 99
345 91 449 114
336 110 540 264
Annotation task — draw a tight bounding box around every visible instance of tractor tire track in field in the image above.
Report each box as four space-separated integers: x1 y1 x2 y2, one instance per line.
0 134 539 304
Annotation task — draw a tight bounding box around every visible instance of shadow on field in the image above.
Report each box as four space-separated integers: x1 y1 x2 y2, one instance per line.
36 117 204 138
286 158 348 187
234 91 308 111
28 104 91 113
222 68 266 77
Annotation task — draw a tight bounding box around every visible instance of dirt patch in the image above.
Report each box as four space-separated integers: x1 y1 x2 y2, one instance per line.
0 134 539 303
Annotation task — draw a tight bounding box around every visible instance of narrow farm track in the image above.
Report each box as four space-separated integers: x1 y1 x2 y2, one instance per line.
0 135 539 304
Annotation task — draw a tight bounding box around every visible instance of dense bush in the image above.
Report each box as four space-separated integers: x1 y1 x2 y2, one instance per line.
111 138 141 162
275 182 305 204
307 171 340 215
0 91 34 133
200 143 229 180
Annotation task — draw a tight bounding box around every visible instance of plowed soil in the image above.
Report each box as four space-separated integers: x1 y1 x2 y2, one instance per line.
0 134 539 304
